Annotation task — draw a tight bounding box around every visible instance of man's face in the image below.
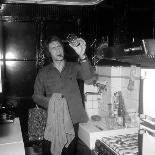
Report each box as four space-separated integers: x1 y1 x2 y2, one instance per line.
49 41 64 61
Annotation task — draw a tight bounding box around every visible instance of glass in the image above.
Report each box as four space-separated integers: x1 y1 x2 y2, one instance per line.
66 34 80 47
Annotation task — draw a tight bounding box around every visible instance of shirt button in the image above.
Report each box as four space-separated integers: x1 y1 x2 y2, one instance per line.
61 95 64 98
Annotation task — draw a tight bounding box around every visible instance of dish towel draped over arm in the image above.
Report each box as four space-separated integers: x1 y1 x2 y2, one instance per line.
44 93 75 155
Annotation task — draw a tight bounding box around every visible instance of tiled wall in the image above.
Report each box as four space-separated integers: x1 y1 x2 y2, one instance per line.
84 65 140 122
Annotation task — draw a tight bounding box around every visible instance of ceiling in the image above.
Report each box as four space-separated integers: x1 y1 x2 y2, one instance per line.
3 0 104 5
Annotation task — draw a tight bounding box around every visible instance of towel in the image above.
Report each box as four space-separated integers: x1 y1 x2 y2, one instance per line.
44 93 75 155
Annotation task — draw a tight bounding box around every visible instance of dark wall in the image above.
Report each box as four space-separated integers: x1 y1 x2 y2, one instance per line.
2 22 37 97
128 9 153 40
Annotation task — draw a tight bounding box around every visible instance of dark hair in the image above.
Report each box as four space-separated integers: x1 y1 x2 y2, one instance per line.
44 35 64 59
46 35 63 46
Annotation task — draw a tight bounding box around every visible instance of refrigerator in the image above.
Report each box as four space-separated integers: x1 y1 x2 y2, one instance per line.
139 68 155 155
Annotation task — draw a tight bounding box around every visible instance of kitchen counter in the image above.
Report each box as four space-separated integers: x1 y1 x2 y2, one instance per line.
0 117 25 155
78 121 138 150
78 121 155 155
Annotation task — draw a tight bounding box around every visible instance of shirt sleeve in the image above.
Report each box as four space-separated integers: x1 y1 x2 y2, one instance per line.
76 57 95 80
32 70 49 109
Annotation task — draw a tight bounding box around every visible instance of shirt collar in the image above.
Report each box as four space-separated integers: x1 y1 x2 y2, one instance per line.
49 61 68 71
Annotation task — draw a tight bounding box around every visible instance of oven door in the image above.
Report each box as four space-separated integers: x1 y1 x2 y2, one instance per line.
139 123 155 155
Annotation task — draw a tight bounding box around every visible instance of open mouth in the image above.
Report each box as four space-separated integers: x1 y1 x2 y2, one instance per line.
57 54 63 57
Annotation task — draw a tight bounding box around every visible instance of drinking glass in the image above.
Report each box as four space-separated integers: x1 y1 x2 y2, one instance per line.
66 34 80 47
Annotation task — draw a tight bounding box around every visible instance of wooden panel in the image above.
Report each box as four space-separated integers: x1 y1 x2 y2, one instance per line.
5 61 36 97
3 22 38 60
2 22 38 98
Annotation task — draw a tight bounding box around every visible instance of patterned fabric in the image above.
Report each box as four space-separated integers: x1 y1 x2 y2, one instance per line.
28 106 47 141
44 93 75 155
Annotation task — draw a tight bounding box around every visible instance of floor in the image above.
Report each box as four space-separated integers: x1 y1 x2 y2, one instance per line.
25 139 92 155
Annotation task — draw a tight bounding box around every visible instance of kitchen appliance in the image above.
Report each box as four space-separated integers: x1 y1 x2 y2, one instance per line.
139 68 155 155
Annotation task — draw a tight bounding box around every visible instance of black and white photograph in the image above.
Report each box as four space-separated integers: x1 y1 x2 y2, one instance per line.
0 0 155 155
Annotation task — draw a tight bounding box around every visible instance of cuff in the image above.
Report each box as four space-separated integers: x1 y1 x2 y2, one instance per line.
79 54 87 63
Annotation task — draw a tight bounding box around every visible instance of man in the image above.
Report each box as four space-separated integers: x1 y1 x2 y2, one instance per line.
32 35 94 155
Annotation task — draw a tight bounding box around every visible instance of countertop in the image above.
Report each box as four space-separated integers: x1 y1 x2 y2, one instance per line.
0 117 25 155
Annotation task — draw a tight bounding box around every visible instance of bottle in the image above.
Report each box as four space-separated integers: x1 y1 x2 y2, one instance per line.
117 91 126 127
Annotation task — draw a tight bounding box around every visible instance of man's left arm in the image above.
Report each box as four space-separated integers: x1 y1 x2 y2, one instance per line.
77 56 95 80
69 37 95 80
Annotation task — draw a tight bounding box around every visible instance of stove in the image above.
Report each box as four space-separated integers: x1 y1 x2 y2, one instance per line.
95 133 138 155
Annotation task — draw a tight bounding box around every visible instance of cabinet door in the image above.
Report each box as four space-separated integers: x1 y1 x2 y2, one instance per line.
2 22 38 97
